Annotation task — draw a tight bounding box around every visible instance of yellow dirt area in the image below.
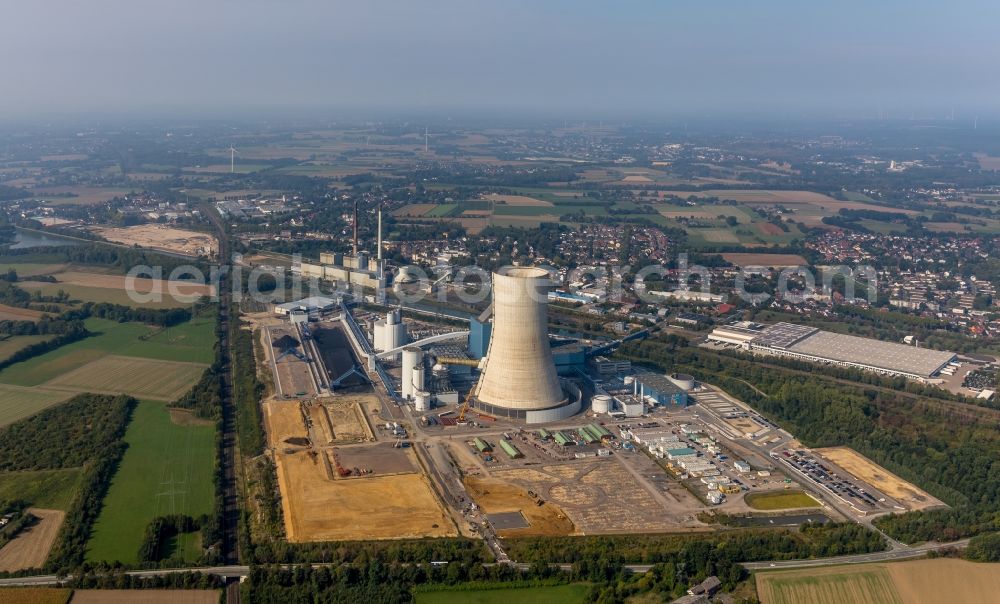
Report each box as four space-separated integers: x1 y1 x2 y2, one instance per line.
70 590 220 603
263 401 309 448
815 447 943 511
464 477 574 537
274 450 455 542
92 224 218 257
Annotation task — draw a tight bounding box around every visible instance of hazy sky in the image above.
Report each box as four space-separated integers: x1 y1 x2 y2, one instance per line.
3 0 998 119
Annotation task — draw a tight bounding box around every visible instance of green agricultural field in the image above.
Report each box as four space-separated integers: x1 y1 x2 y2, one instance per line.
414 584 589 604
0 468 83 510
85 400 215 564
0 316 215 387
425 204 460 217
0 335 55 363
0 383 74 427
745 490 820 511
0 262 68 277
842 191 877 202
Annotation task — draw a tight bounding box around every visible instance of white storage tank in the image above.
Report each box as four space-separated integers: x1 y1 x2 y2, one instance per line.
667 373 696 391
401 347 423 399
592 394 612 414
623 376 635 386
373 320 387 351
414 390 431 412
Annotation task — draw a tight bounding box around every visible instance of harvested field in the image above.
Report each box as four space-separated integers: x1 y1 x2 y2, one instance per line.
0 588 71 604
264 401 309 448
274 450 455 542
92 225 218 257
621 174 653 183
974 153 1000 170
756 559 1000 604
756 564 900 604
393 203 436 217
18 281 199 309
484 193 553 207
41 355 207 401
0 304 47 321
70 590 219 604
722 253 809 268
52 270 214 298
0 334 54 363
32 186 131 206
815 447 943 511
0 383 73 427
464 477 574 537
0 509 65 572
887 558 1000 604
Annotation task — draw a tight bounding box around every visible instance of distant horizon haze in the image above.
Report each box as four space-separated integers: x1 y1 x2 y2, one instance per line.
2 0 998 120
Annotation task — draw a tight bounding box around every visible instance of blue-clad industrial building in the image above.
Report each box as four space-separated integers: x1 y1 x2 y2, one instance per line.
634 374 690 407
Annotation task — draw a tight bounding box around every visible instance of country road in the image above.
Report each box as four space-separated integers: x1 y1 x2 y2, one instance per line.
0 539 970 587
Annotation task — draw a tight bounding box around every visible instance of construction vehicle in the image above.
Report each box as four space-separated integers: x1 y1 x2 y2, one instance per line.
457 387 475 422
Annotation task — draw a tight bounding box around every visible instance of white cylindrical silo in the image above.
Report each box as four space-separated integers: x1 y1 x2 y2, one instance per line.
667 373 696 391
414 390 431 412
412 366 425 395
373 320 387 351
475 267 565 411
401 347 423 399
592 395 612 414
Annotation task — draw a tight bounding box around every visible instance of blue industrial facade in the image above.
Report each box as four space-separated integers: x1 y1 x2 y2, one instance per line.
634 375 689 407
469 318 492 359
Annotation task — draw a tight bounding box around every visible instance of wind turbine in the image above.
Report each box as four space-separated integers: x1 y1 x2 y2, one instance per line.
229 145 238 173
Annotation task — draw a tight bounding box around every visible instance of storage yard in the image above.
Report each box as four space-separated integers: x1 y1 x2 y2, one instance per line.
814 447 943 512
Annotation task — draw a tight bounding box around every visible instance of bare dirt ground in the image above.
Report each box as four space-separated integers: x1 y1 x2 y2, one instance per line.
324 398 375 442
0 304 47 321
70 590 219 603
815 447 943 511
490 457 701 535
0 509 65 572
274 450 456 542
264 401 310 449
464 477 574 537
92 225 218 257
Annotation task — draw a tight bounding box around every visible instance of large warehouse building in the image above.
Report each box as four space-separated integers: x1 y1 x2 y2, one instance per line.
708 321 956 380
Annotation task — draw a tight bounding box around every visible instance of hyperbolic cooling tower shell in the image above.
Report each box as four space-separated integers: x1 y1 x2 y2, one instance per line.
475 267 565 410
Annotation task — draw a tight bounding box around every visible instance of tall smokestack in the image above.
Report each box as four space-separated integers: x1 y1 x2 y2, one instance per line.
377 203 383 261
352 199 359 257
475 267 564 412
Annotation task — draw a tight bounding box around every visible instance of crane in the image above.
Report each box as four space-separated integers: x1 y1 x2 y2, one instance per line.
457 387 475 422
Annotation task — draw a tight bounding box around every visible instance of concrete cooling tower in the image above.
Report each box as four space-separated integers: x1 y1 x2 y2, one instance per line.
475 267 580 423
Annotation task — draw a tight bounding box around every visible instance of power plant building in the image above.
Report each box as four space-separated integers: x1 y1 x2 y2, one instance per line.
473 267 581 423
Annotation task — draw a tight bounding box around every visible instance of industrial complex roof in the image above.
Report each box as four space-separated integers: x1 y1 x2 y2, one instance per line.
785 330 955 377
751 322 818 349
635 374 686 394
